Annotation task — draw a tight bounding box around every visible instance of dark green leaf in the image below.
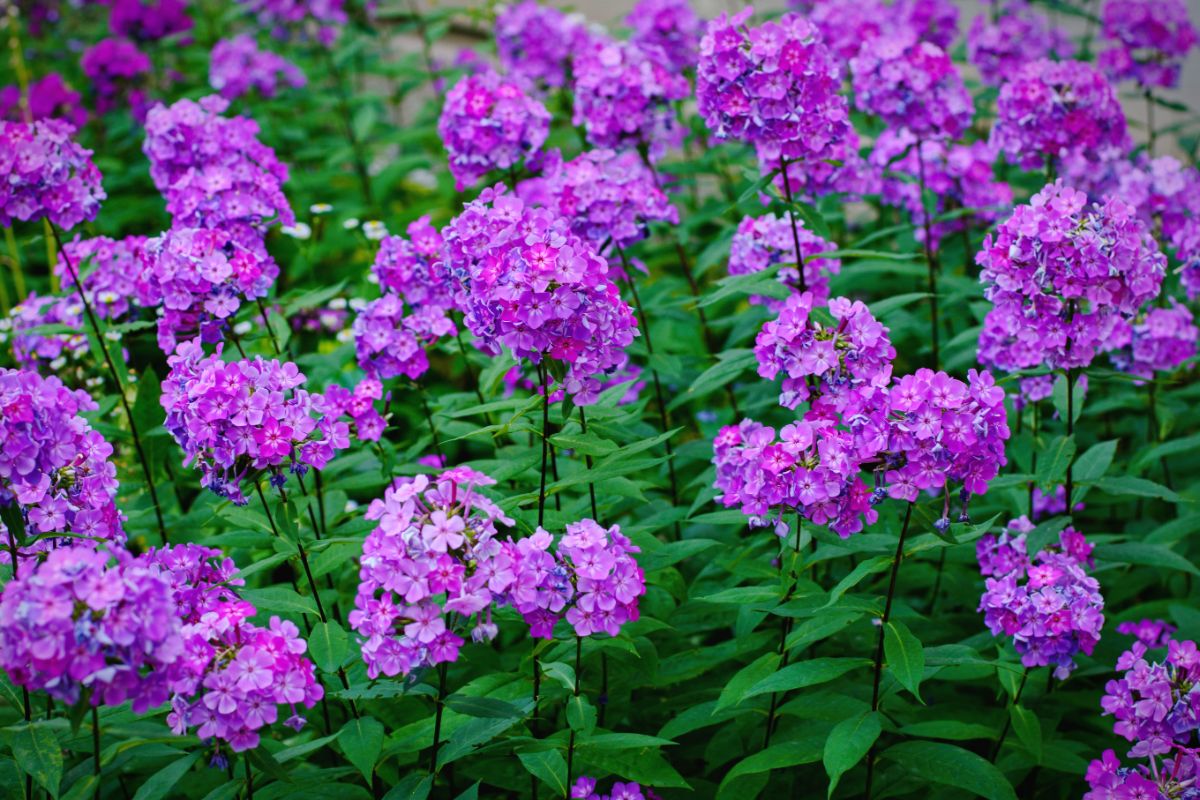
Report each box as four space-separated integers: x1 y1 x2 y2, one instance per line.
340 716 385 782
823 711 882 798
884 620 925 702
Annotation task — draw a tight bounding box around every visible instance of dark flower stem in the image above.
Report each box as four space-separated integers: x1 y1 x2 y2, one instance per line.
92 706 101 781
1065 366 1076 511
990 669 1028 762
579 407 599 522
49 224 167 544
407 0 444 106
431 662 448 774
244 756 254 800
915 142 940 370
763 516 802 748
778 157 809 295
566 635 583 786
537 363 551 528
322 49 375 211
417 384 445 463
865 501 915 800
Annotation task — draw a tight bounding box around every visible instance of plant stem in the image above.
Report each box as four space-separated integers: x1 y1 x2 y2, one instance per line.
778 157 809 294
92 706 101 781
579 407 599 522
864 501 914 800
50 224 167 544
455 329 485 405
407 0 444 106
566 635 583 786
1065 367 1076 513
417 384 444 463
255 298 282 356
537 363 551 528
1146 91 1156 156
322 49 374 211
763 516 802 748
990 669 1028 762
244 757 254 800
915 141 940 369
4 226 25 301
431 662 447 773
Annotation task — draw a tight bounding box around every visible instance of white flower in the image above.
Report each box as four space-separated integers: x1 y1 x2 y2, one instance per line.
310 203 334 215
282 222 313 240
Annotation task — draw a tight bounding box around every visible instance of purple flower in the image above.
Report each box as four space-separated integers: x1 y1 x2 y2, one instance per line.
572 38 689 161
990 59 1128 171
350 467 515 678
967 4 1075 87
978 521 1104 679
4 293 88 379
238 0 346 45
494 1 593 90
0 545 182 709
626 0 700 72
850 31 973 142
697 10 851 181
0 119 105 230
1108 299 1198 379
56 235 153 321
731 213 841 307
1101 638 1200 757
437 70 551 191
0 369 126 560
440 186 639 405
977 181 1166 375
0 73 87 128
1117 619 1177 649
81 37 153 116
1099 0 1197 89
209 35 306 100
109 0 193 42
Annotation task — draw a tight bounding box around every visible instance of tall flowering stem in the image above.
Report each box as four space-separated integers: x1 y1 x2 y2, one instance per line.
52 227 167 543
779 158 809 295
916 142 940 368
566 634 583 787
990 669 1028 762
764 515 802 748
865 501 914 800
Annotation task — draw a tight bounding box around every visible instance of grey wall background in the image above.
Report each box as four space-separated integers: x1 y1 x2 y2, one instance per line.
404 0 1200 157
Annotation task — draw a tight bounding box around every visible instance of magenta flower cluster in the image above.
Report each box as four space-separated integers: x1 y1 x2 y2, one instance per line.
3 294 87 377
0 369 125 556
1085 747 1200 800
697 10 851 179
160 340 350 503
209 35 307 101
494 1 591 90
142 225 279 352
441 187 639 405
626 0 700 73
1117 618 1176 649
80 38 152 115
990 60 1128 170
870 130 1013 250
728 213 841 307
319 378 387 442
349 467 516 678
108 0 193 42
891 0 959 49
573 776 656 800
370 216 452 306
977 181 1166 375
850 31 974 142
755 292 894 412
808 0 888 63
56 234 152 321
238 0 347 46
966 4 1074 87
1108 299 1198 379
146 543 322 753
572 38 689 161
0 120 105 230
0 545 181 708
1099 0 1197 89
510 519 645 639
538 149 678 252
978 519 1104 678
1101 637 1200 756
0 73 87 128
142 95 295 230
438 70 551 191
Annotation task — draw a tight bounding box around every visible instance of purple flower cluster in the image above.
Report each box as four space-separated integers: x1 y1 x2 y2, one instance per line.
142 225 279 352
0 73 87 128
81 38 152 115
990 60 1128 171
1102 637 1200 755
108 0 193 42
850 31 974 141
573 776 657 800
869 130 1013 250
978 520 1104 678
437 70 551 191
1032 484 1084 520
149 544 323 752
1085 748 1200 800
143 95 294 230
160 340 350 503
0 545 182 708
729 213 841 307
881 368 1010 512
1108 300 1198 379
441 187 639 405
56 235 152 321
1099 0 1197 89
626 0 700 73
354 217 457 380
1117 618 1176 649
891 0 959 49
977 181 1166 374
537 149 678 252
238 0 347 45
763 127 876 203
3 294 87 377
209 35 307 100
0 120 105 230
713 417 881 538
320 378 387 442
755 292 895 412
572 38 689 161
349 467 515 678
494 1 591 89
0 369 125 556
510 519 645 639
966 4 1075 87
697 10 851 180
